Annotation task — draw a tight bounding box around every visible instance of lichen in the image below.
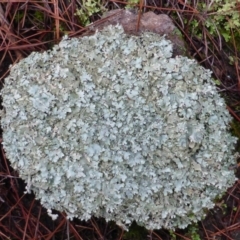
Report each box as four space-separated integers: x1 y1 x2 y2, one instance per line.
1 25 237 230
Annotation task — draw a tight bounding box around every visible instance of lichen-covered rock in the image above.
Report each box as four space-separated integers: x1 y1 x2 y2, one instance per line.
90 10 186 56
1 25 237 230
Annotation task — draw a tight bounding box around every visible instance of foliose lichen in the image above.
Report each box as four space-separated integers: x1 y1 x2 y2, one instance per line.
1 24 237 230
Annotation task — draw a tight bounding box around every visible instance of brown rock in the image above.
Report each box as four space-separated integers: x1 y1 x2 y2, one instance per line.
85 10 186 57
140 11 175 35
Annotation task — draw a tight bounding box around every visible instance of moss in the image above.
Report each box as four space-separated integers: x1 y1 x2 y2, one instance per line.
189 1 240 51
230 119 240 140
184 224 201 240
169 28 188 57
14 11 24 23
75 0 106 26
34 10 44 22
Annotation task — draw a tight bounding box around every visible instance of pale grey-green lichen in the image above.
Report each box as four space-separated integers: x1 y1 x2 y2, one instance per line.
1 25 237 230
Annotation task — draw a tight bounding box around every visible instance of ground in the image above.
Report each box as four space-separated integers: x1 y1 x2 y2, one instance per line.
0 1 240 239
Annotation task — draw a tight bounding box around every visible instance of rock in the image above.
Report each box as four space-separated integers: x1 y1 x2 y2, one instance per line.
86 9 186 56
